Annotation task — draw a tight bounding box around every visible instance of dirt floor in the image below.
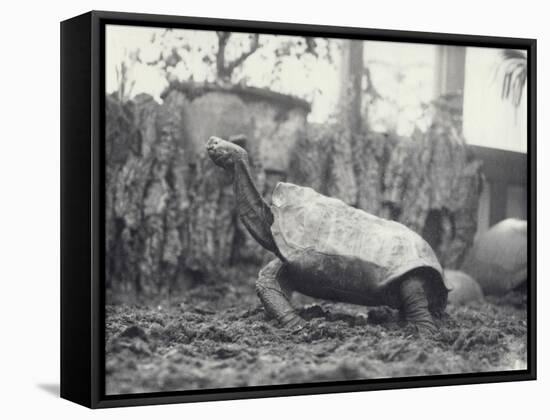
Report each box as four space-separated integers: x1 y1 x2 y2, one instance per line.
105 265 527 395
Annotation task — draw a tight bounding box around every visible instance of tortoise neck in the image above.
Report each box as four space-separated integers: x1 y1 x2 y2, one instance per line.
233 156 280 257
234 156 262 212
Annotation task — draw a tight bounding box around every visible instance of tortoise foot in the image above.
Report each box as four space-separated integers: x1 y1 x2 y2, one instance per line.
405 321 438 337
280 311 306 330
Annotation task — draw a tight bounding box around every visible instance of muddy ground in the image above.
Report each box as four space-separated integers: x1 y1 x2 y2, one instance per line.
105 265 527 395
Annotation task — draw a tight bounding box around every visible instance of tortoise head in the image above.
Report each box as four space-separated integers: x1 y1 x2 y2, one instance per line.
206 136 248 170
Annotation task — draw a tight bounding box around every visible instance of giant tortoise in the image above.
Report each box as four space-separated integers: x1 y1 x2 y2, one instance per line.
206 136 450 334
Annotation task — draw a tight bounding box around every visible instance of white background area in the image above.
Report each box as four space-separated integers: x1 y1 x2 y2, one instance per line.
0 0 546 418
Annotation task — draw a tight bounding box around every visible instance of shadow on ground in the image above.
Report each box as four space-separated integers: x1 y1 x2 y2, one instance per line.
37 383 60 397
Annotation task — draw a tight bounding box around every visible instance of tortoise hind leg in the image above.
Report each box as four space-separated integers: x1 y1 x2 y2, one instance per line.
399 275 437 335
256 259 304 329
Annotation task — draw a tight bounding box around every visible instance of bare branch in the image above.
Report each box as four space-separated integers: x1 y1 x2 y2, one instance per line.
217 34 261 81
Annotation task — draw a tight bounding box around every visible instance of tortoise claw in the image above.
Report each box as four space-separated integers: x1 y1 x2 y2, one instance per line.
280 312 306 331
406 321 437 337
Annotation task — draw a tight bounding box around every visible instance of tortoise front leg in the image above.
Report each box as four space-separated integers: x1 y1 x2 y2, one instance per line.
399 275 437 335
256 259 304 329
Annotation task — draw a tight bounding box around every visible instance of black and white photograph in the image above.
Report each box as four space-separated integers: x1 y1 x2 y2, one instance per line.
103 21 530 395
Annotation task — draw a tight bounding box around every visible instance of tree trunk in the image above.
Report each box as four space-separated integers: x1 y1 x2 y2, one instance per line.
181 150 236 277
339 40 364 134
105 94 189 297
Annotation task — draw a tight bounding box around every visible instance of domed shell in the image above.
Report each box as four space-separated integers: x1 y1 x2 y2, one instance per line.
445 269 484 305
270 182 446 293
461 218 527 296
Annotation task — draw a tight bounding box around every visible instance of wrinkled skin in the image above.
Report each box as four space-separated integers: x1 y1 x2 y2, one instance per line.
206 136 446 334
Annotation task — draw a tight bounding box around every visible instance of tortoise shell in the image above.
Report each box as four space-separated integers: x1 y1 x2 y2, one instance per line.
461 218 527 296
444 269 484 305
270 183 448 308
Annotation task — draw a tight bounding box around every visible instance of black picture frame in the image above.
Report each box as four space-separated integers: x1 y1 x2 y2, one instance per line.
60 10 537 409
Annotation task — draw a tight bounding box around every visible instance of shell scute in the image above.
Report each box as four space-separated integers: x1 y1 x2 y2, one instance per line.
271 182 443 287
